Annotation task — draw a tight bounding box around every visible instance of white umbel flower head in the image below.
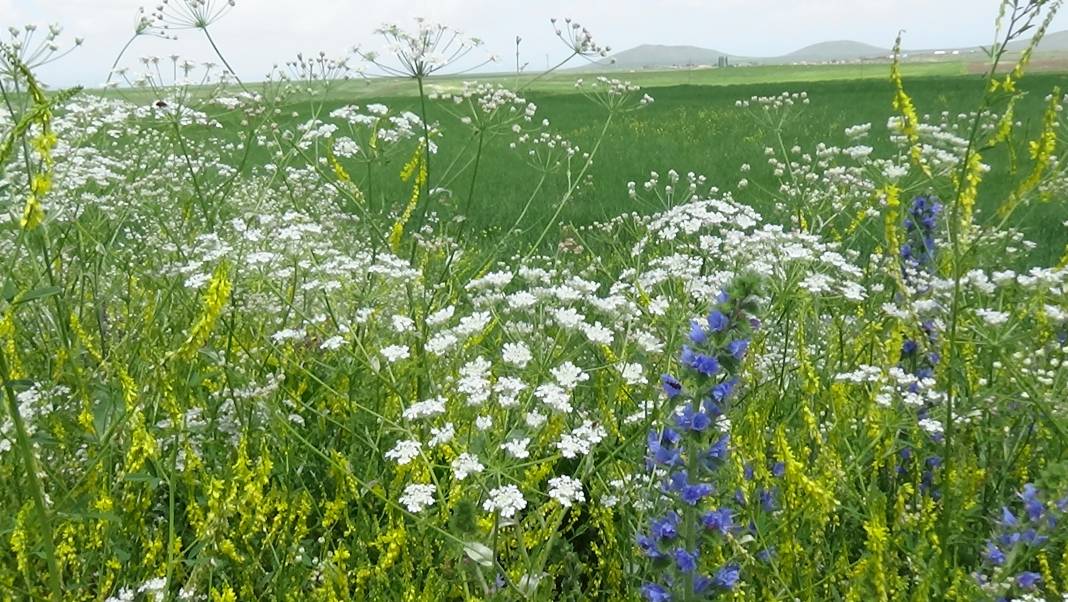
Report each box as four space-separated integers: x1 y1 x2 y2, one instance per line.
451 453 485 480
548 476 585 507
385 439 421 465
502 341 533 368
381 344 410 363
483 484 527 518
400 483 437 512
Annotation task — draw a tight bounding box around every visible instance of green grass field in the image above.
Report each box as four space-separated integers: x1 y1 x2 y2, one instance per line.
101 60 1068 261
183 62 1068 261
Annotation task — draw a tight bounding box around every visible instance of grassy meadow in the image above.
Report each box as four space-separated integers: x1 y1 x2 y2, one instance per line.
4 6 1068 602
111 61 1068 259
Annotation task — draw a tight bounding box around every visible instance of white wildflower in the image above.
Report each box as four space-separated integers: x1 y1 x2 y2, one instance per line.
429 423 455 446
403 397 447 421
551 361 588 390
483 484 527 518
385 439 422 465
548 476 585 507
451 453 485 480
502 342 533 368
502 437 531 459
400 483 437 512
381 345 410 363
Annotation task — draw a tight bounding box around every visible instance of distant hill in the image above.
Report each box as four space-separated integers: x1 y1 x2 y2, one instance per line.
1006 29 1068 52
780 41 888 62
578 29 1068 72
584 44 732 70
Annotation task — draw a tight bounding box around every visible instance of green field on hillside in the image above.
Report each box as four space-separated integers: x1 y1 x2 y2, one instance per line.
168 65 1068 260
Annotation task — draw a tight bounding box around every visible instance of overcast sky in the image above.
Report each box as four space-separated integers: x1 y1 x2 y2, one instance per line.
7 0 1068 87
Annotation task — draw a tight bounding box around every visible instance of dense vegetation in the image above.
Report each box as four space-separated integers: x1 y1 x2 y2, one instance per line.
2 3 1068 601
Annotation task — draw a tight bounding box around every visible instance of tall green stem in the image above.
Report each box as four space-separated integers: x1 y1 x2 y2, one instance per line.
524 112 614 257
202 26 248 93
0 350 62 598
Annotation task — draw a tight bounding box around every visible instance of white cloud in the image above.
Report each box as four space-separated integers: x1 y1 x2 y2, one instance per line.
9 0 1067 87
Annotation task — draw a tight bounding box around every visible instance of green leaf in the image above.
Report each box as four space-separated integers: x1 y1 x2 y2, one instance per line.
462 542 495 567
14 286 62 305
124 472 161 488
1 279 16 303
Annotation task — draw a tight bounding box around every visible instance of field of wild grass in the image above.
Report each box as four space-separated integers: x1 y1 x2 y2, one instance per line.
108 69 1068 258
2 2 1068 601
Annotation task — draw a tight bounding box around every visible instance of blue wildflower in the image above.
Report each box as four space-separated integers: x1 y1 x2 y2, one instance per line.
693 575 712 594
689 353 720 376
713 564 740 589
1016 571 1041 590
673 548 698 573
759 488 778 512
640 583 672 602
704 434 730 468
650 512 680 541
680 483 714 506
675 406 711 432
982 542 1005 566
1000 506 1018 528
726 339 749 361
637 534 664 560
710 378 736 403
647 429 683 467
689 320 708 344
707 309 729 332
1020 528 1048 547
1020 484 1044 522
702 508 734 535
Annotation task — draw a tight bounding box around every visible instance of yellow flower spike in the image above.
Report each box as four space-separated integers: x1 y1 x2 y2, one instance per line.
957 151 984 235
12 68 58 232
890 34 932 178
69 311 104 366
20 191 45 231
774 426 836 520
10 503 32 576
861 498 891 601
124 409 158 473
999 87 1060 220
173 262 232 361
389 142 428 252
1060 545 1068 592
882 184 904 281
1 311 25 380
210 585 238 602
1038 552 1058 594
